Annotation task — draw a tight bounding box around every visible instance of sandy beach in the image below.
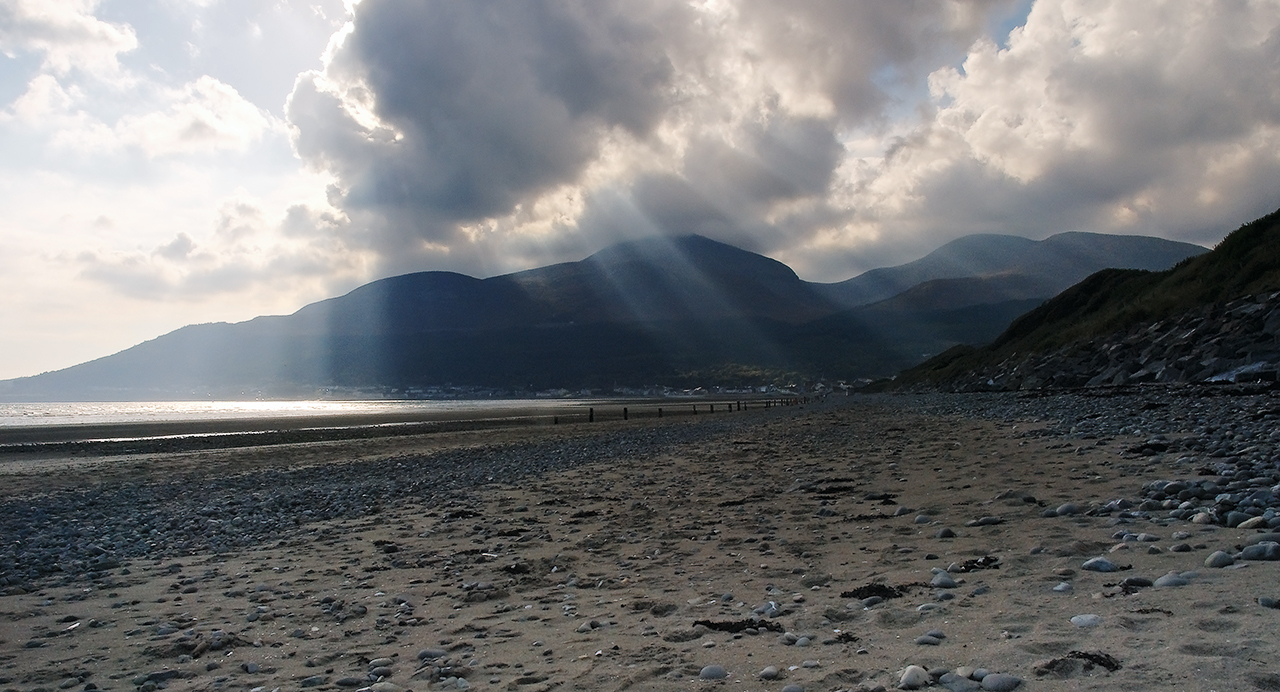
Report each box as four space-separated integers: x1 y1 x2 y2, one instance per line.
3 391 1280 692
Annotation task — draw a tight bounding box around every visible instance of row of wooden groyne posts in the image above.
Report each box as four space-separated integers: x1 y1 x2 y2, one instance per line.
553 396 814 425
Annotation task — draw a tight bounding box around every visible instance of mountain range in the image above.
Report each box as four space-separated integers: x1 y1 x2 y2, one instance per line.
0 231 1206 400
896 206 1280 390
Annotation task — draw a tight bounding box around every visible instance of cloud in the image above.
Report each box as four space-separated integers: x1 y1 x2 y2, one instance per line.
285 0 1025 278
844 0 1280 252
0 0 137 74
6 73 273 158
75 196 367 301
289 0 682 232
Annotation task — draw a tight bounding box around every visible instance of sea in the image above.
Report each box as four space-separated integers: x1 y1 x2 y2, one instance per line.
0 399 592 429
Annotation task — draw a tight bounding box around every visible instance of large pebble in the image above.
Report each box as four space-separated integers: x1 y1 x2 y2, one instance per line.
1240 542 1280 560
1081 557 1118 572
938 672 981 692
1154 572 1190 587
699 665 727 680
1205 550 1234 568
899 665 930 690
980 673 1022 691
1070 614 1102 627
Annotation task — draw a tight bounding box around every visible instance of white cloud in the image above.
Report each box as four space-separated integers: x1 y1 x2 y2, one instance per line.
286 0 1018 278
119 77 274 157
782 0 1280 277
7 74 273 158
74 194 367 300
0 0 137 74
7 0 1280 380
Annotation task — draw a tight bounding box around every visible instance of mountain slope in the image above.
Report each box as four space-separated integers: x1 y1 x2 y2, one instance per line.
898 206 1280 390
816 231 1206 307
0 230 1208 400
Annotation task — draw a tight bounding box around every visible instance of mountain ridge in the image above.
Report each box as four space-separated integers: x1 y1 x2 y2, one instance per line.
895 206 1280 391
0 231 1206 400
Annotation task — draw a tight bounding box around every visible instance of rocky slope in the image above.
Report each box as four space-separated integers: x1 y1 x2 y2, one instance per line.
899 205 1280 392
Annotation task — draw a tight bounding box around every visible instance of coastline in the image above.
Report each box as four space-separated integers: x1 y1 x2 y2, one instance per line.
0 397 781 459
3 391 1280 691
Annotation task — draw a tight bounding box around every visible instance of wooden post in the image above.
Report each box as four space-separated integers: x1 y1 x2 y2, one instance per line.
554 415 558 425
589 407 594 423
692 404 697 415
658 407 663 418
623 407 628 420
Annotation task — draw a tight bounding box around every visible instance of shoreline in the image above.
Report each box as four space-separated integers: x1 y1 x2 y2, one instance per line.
0 397 793 457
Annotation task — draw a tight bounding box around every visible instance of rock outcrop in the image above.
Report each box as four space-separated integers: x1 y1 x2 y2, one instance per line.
943 292 1280 391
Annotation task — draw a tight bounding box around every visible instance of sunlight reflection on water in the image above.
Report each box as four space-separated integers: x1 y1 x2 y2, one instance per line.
0 400 589 427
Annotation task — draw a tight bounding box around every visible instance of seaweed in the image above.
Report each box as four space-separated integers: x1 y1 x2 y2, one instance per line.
1067 650 1122 672
692 619 784 633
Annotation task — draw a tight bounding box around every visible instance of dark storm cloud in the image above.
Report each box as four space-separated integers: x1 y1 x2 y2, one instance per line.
290 0 679 228
285 0 1019 275
285 0 1280 284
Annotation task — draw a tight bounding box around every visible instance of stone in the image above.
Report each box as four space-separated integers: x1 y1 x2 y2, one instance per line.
980 673 1022 691
938 672 981 692
1205 550 1234 568
1070 614 1102 627
1081 557 1118 572
931 572 957 588
1240 541 1280 560
759 666 780 680
699 665 728 680
1154 572 1190 587
899 665 930 690
1238 516 1270 530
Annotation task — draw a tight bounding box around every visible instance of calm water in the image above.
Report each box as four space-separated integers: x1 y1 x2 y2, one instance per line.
0 399 592 428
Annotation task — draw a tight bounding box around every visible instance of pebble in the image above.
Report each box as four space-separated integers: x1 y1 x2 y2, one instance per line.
1081 557 1119 572
931 572 957 588
935 527 957 538
915 635 942 646
899 665 930 690
1205 550 1235 568
699 665 727 680
1052 582 1072 593
760 666 780 680
1239 542 1280 560
1154 571 1191 587
1070 614 1102 627
782 686 805 692
980 673 1022 691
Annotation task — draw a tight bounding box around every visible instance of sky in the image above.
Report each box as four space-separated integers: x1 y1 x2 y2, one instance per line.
3 0 1280 380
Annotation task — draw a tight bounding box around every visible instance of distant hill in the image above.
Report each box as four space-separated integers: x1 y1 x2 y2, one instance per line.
0 231 1206 400
816 231 1206 307
897 206 1280 390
